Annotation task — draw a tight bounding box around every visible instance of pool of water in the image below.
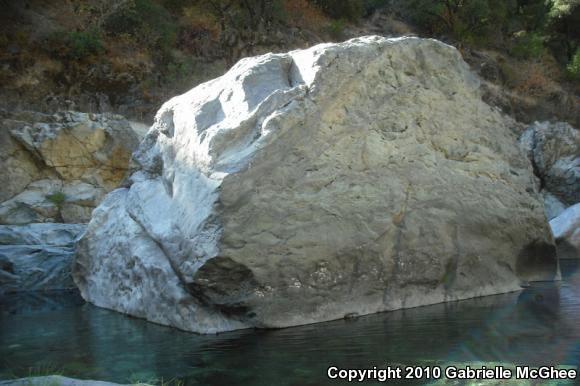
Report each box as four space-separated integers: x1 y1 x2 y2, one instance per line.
1 260 579 386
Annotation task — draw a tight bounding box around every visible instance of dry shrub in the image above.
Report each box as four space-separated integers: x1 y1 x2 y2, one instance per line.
106 33 153 76
385 16 414 36
513 57 562 97
179 5 221 56
181 5 221 39
10 57 62 90
109 51 153 75
283 0 329 29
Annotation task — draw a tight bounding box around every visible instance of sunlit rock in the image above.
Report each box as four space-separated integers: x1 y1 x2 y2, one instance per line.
74 36 557 333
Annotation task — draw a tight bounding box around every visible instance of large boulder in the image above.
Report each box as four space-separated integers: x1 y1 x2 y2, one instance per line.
0 223 86 294
550 203 580 259
0 111 141 224
73 36 557 333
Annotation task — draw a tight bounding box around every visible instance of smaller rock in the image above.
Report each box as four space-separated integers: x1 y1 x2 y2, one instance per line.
0 179 106 224
7 111 140 190
519 121 580 205
550 203 580 259
0 111 140 224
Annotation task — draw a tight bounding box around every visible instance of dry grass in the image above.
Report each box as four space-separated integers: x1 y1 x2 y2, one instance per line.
283 0 329 29
510 56 562 98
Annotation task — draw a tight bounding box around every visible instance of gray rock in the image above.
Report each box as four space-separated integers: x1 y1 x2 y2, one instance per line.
543 192 568 220
73 36 557 334
520 121 580 206
0 223 85 246
0 223 85 294
550 203 580 259
0 376 149 386
0 180 106 225
128 121 150 138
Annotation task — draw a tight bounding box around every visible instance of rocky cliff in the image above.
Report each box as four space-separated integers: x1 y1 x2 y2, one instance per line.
73 36 557 334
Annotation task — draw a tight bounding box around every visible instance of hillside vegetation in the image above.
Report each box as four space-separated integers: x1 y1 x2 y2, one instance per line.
0 0 578 125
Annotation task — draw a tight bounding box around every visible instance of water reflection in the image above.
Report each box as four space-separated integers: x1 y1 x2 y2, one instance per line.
0 260 579 386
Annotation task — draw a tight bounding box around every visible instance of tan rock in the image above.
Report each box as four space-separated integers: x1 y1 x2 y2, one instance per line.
0 111 140 223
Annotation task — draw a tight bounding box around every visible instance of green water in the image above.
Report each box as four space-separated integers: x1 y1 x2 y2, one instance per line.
1 260 579 386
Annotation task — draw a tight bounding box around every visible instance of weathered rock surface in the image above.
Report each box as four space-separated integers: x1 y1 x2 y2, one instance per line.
0 111 140 224
550 203 580 259
74 36 557 333
0 223 85 293
543 192 568 220
519 121 580 207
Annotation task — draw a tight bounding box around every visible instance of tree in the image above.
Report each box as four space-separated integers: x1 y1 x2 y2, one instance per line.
403 0 516 46
180 0 285 65
310 0 365 21
546 0 580 61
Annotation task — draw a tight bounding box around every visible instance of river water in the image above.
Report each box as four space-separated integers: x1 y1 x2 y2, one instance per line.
1 260 579 386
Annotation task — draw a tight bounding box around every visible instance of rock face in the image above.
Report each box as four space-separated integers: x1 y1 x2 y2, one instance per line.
0 111 141 224
543 191 568 220
519 121 580 207
550 203 580 259
0 223 85 294
73 36 557 333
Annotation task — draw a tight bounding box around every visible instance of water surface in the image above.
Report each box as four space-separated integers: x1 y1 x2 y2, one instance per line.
1 260 579 385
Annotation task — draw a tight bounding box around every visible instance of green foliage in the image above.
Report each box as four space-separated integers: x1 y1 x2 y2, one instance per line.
363 0 391 14
46 29 103 60
516 0 551 31
311 0 365 21
67 30 103 59
545 0 580 61
165 56 195 86
102 0 177 51
45 192 66 207
194 0 287 29
567 48 580 79
548 0 580 19
327 19 346 39
510 32 546 59
403 0 516 45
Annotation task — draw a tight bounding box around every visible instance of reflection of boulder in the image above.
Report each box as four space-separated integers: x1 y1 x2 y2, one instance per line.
516 283 560 322
74 36 556 333
550 203 580 259
0 289 85 316
0 111 141 224
0 223 85 294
